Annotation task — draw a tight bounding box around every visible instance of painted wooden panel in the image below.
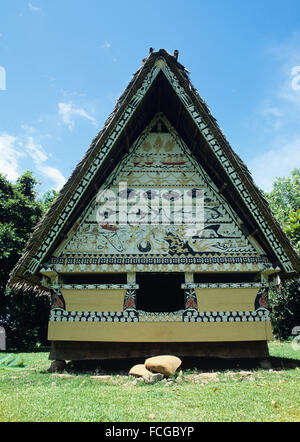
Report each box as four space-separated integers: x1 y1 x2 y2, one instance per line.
195 288 258 312
51 115 272 274
48 320 273 342
61 289 125 312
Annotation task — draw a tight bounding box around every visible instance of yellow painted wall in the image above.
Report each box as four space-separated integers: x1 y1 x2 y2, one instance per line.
49 286 273 344
61 289 125 312
195 288 258 312
61 287 258 313
48 320 272 342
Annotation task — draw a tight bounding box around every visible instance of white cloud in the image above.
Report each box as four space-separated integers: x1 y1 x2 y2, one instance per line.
60 89 86 98
266 35 300 114
247 137 300 192
246 35 300 191
37 165 66 191
258 103 284 119
20 124 36 134
0 131 66 192
28 3 42 12
100 41 111 49
26 136 49 164
0 133 24 181
58 102 97 131
25 136 66 191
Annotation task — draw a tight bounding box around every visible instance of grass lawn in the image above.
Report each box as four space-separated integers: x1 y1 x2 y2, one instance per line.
0 340 299 422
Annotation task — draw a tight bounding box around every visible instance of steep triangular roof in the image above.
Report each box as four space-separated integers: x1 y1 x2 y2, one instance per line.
8 48 300 289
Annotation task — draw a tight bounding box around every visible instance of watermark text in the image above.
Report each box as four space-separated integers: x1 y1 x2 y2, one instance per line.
95 182 204 237
291 66 300 91
0 66 6 90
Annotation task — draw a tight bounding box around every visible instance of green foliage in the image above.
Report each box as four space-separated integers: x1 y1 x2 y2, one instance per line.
0 172 43 292
38 189 58 214
1 288 50 349
264 168 300 252
268 280 300 340
284 209 300 253
264 168 300 223
0 171 53 349
264 169 300 339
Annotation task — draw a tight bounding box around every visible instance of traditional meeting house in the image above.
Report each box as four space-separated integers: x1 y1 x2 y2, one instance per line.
9 49 300 364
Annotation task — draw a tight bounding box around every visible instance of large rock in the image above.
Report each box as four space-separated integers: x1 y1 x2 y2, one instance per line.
145 355 182 376
129 364 152 377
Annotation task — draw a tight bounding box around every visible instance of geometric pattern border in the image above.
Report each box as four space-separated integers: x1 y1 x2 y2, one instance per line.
181 282 268 289
49 308 270 323
56 283 139 290
182 309 270 322
49 256 271 265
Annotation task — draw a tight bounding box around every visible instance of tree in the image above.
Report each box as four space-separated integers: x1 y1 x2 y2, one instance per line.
284 209 300 253
0 172 43 291
38 189 58 214
264 168 300 252
264 168 300 340
0 171 56 349
268 279 300 340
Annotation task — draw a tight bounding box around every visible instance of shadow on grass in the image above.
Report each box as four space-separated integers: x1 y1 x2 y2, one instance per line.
66 354 300 375
181 356 300 370
3 346 299 374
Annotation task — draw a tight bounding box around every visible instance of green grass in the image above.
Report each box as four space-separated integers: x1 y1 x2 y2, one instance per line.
0 341 300 422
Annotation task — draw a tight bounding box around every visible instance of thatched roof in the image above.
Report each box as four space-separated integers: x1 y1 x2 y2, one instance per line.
8 48 300 290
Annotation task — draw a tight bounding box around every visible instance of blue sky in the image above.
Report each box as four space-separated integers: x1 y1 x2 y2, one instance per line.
0 0 300 195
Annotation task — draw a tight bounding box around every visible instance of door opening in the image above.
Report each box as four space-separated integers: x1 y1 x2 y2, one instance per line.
136 273 185 312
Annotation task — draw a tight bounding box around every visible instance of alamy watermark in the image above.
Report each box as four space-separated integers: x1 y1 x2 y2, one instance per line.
0 66 6 90
95 182 204 237
291 66 300 91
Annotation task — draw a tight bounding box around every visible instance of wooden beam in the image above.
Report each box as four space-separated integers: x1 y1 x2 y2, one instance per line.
125 135 130 153
176 103 184 128
190 126 199 153
157 81 161 111
59 232 68 240
218 182 228 194
122 126 130 153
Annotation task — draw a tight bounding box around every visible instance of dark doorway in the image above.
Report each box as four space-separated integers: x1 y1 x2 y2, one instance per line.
136 273 185 312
